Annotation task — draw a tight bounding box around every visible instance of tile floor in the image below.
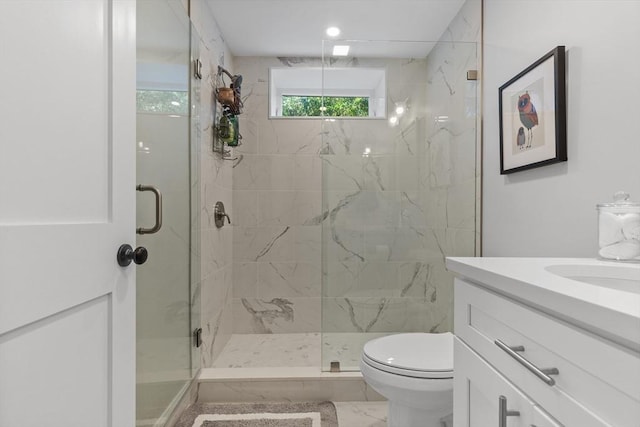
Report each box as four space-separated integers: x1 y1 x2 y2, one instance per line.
334 401 388 426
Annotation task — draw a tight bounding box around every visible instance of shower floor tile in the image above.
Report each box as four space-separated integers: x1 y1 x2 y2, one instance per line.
212 333 321 368
211 332 392 370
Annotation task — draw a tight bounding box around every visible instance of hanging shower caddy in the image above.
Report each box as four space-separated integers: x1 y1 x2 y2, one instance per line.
213 65 243 159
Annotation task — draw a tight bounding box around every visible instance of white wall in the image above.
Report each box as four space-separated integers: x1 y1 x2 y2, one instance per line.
483 0 640 257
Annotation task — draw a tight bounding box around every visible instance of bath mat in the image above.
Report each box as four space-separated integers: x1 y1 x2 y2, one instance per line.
174 401 338 427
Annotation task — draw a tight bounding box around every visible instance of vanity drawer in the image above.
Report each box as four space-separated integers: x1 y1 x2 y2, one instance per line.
454 338 562 427
454 278 640 427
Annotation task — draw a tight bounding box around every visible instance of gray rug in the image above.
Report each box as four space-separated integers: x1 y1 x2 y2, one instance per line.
175 402 338 427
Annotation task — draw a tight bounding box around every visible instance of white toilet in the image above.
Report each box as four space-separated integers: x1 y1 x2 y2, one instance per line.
360 332 454 427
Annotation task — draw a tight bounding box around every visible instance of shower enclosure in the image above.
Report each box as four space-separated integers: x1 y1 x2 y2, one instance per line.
320 39 479 371
136 1 199 425
222 38 478 373
203 1 480 384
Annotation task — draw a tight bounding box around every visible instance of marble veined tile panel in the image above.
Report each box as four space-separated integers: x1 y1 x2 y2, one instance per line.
323 225 365 264
232 262 258 299
394 155 422 192
232 155 295 191
293 225 322 264
293 155 322 191
363 156 395 192
366 226 443 262
256 191 298 226
254 191 322 227
321 155 364 192
232 297 321 334
322 261 364 297
231 190 258 227
258 118 323 155
321 297 428 334
234 118 258 154
257 261 321 299
400 190 446 230
233 226 294 263
321 119 396 157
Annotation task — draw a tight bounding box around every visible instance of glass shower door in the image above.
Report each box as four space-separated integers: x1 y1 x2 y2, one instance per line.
136 1 194 425
320 40 479 371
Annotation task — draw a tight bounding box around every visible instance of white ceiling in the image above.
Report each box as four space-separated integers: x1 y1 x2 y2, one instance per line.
205 0 467 58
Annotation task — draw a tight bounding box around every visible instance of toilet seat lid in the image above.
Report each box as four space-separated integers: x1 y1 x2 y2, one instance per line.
362 332 453 378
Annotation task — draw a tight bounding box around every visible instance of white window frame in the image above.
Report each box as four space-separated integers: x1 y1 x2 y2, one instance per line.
269 67 386 119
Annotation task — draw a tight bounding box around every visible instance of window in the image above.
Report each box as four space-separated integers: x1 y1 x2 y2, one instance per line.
281 95 369 117
136 90 188 114
270 67 386 118
136 62 189 114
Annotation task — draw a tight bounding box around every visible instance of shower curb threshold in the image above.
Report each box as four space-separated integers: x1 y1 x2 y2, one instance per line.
196 367 384 403
199 367 362 382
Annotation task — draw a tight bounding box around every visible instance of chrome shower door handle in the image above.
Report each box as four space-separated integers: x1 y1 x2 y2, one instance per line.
137 184 163 235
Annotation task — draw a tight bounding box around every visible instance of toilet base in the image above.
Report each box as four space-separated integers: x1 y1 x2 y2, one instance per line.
388 401 452 427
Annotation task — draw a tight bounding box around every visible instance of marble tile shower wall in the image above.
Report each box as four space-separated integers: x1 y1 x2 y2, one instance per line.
232 39 478 336
232 57 324 334
187 1 235 368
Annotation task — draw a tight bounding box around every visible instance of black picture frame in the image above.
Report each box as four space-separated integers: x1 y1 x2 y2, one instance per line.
499 46 567 174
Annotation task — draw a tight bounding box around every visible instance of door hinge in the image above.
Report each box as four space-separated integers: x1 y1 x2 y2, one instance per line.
193 327 203 348
194 58 203 80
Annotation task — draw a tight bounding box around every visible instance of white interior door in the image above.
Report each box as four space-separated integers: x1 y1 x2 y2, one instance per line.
0 1 136 426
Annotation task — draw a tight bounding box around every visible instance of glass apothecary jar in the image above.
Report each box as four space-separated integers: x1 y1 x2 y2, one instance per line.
597 191 640 261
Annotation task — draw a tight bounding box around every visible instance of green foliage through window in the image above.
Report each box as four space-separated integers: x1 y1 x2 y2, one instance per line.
137 90 188 114
282 95 369 117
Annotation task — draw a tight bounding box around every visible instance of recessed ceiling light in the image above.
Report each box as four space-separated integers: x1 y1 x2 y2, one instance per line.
326 26 341 37
332 45 350 56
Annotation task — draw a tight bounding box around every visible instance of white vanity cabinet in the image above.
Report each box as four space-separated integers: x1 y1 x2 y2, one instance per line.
448 258 640 427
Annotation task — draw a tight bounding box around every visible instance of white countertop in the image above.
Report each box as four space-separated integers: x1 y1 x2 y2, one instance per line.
446 257 640 351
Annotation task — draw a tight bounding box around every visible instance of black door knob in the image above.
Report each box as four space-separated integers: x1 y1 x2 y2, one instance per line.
117 244 148 267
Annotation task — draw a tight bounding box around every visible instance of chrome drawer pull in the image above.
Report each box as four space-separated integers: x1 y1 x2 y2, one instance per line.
498 395 520 427
495 339 559 386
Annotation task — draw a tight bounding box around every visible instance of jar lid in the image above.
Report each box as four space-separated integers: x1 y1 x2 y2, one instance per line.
597 191 640 208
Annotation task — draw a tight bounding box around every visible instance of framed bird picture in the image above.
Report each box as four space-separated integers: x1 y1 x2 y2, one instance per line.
499 46 567 174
